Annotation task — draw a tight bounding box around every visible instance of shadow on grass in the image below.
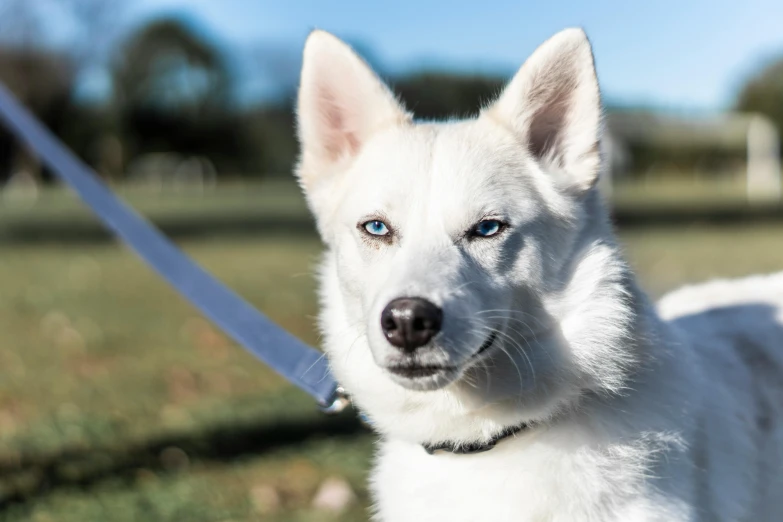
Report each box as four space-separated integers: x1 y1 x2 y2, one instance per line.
0 410 367 510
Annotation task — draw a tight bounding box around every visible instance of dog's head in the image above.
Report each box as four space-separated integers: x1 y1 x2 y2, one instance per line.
296 29 635 439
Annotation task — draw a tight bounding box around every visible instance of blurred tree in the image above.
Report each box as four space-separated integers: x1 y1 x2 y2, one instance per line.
392 73 507 120
0 0 72 183
239 65 511 178
112 18 247 175
0 48 76 182
114 19 231 116
242 104 296 176
62 0 127 68
0 0 126 183
241 70 510 179
736 55 783 143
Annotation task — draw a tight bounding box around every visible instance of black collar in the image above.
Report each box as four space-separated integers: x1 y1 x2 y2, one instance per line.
422 423 528 455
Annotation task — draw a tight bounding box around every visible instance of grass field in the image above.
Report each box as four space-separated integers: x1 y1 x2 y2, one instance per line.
2 183 783 521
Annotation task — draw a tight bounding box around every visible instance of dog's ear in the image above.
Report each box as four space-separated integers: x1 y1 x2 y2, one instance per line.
484 28 602 194
296 30 410 220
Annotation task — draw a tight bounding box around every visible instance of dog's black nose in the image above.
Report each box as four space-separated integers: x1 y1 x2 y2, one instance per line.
380 297 442 352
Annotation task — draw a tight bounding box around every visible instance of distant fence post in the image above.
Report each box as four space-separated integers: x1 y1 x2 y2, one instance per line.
746 114 781 203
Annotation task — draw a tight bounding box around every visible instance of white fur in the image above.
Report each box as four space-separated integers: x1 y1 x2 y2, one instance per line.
295 28 783 521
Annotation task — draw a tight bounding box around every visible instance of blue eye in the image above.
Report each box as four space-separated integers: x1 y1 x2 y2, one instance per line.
363 220 390 236
472 219 504 238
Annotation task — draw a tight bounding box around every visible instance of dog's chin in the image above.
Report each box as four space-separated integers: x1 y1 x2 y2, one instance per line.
385 365 461 391
382 331 499 392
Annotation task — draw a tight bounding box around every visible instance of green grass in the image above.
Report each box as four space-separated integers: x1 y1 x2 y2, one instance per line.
2 183 783 520
0 236 378 521
0 237 323 448
618 223 783 296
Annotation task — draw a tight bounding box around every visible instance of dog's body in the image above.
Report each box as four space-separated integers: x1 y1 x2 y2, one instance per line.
370 272 783 522
295 28 783 521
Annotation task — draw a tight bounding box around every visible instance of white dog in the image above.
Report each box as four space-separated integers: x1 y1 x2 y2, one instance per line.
295 28 783 521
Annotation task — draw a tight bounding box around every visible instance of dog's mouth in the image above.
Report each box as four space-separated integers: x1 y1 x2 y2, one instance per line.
473 330 498 357
386 364 454 379
385 331 498 384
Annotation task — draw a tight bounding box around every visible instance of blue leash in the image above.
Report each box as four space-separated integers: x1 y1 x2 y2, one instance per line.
0 82 343 410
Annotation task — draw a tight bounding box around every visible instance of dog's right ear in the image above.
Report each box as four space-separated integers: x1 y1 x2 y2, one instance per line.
296 30 410 227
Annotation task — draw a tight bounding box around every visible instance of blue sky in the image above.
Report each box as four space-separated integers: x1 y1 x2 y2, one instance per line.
85 0 783 110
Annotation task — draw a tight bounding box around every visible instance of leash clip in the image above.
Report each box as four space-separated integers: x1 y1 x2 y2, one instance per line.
320 385 351 415
319 386 375 430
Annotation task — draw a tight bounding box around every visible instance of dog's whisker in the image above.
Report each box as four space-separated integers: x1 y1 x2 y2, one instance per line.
469 323 533 390
488 327 535 389
475 309 549 332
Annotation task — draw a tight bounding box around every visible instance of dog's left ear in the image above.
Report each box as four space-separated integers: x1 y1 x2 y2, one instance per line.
484 28 602 194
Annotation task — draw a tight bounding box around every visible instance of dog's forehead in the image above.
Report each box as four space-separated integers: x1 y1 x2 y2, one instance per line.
344 120 531 215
